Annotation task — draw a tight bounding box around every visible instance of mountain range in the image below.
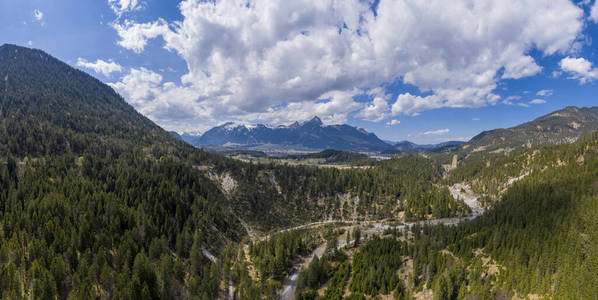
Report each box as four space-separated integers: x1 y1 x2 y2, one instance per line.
174 116 393 152
173 118 467 153
173 105 598 155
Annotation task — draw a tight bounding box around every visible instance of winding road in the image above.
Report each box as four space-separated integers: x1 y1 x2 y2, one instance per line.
278 184 484 300
274 168 537 300
280 244 327 300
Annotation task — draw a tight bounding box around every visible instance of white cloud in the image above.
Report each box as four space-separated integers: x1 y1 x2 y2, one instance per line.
356 96 390 122
391 93 441 116
503 95 531 107
503 95 521 105
33 9 43 21
386 119 400 127
424 128 450 135
112 20 169 53
472 117 480 121
77 58 123 77
246 89 362 125
529 99 547 104
424 128 451 135
559 56 598 83
109 0 143 16
110 0 584 129
591 0 598 23
502 55 542 79
109 67 208 123
536 89 553 96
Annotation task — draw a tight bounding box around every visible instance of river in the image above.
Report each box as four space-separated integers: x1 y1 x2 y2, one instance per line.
278 183 483 300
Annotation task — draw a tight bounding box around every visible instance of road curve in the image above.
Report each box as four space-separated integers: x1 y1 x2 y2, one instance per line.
279 184 484 299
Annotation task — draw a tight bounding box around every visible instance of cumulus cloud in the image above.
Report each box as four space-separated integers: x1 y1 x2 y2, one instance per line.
391 93 442 116
246 89 363 125
109 67 209 122
110 0 584 129
536 89 553 96
424 128 450 135
77 58 123 77
109 0 143 16
356 96 390 122
559 56 598 83
386 119 400 127
112 20 169 53
529 99 547 104
502 55 542 79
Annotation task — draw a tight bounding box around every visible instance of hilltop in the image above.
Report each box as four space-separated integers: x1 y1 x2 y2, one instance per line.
444 106 598 157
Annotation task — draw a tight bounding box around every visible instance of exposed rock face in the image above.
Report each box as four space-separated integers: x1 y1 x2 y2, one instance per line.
208 172 238 194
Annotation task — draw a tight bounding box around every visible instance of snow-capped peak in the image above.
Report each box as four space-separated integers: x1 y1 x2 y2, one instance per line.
220 121 273 131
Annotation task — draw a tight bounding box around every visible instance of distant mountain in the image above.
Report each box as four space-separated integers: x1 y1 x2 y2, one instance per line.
188 116 393 152
448 106 598 155
169 131 202 146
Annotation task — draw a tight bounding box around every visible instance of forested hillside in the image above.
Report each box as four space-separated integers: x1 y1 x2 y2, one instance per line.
5 43 596 300
437 131 598 298
0 44 469 299
0 43 248 299
289 132 598 300
222 156 469 231
436 106 598 162
0 44 189 157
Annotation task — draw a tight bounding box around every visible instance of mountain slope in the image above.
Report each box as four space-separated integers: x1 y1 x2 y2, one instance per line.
0 44 188 157
193 116 393 152
0 44 473 299
448 106 598 156
290 133 598 300
0 44 245 299
442 132 598 298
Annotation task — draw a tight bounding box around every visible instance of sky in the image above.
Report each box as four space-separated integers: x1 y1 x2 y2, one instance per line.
1 0 598 144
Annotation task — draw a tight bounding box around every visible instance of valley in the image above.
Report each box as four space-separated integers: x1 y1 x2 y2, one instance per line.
1 43 598 300
233 167 536 299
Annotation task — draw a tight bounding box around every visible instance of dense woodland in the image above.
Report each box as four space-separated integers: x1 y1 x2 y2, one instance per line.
292 132 598 299
0 152 247 299
2 43 598 299
226 156 469 232
0 44 471 298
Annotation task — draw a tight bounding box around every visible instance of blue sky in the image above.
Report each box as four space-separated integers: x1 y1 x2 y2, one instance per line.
2 0 598 144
